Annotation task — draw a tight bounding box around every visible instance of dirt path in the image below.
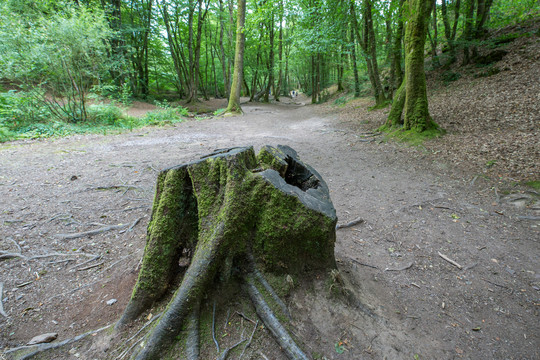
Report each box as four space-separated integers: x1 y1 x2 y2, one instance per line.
1 96 538 359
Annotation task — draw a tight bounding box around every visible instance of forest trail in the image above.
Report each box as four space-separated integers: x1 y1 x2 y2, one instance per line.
1 96 539 359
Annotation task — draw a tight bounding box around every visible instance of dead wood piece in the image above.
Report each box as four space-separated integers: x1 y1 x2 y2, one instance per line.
244 273 309 360
5 324 112 360
516 215 540 221
0 251 27 261
77 262 104 271
70 255 102 270
8 238 22 253
351 258 378 270
235 311 256 324
55 217 142 240
239 321 259 359
438 252 463 269
336 217 364 230
385 262 413 272
93 185 142 192
0 282 8 318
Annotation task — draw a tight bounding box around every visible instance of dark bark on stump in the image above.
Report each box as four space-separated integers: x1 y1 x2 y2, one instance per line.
116 145 337 360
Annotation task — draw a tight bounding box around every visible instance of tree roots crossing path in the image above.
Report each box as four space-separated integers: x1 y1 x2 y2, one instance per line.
115 145 337 360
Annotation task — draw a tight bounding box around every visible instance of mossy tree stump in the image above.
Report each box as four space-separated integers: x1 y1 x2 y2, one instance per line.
116 145 337 360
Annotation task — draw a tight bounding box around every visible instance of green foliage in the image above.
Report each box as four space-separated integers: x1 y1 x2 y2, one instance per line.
524 180 540 190
441 71 461 84
368 100 392 111
333 94 354 106
490 0 540 27
213 108 226 116
141 102 188 126
0 2 114 122
474 66 500 78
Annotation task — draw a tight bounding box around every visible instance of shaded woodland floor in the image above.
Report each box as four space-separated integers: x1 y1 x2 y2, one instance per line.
1 22 539 360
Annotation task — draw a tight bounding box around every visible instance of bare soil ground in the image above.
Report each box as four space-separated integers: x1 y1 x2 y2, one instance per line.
1 26 539 360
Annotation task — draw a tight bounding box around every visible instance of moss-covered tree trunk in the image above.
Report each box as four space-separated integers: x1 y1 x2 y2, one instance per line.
225 0 246 114
116 146 337 360
387 0 436 132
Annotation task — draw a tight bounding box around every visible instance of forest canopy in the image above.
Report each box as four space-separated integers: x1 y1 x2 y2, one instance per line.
0 0 538 138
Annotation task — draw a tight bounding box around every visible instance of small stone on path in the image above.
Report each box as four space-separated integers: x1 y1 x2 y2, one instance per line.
106 298 117 306
28 332 58 345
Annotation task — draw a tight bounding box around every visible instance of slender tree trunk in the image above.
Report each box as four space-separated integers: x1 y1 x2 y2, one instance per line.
226 0 247 114
428 0 440 67
349 0 360 97
275 0 283 100
462 0 475 65
218 0 230 97
392 0 405 90
363 0 387 105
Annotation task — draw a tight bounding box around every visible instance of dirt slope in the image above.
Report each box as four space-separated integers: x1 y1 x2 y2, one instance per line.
1 90 538 359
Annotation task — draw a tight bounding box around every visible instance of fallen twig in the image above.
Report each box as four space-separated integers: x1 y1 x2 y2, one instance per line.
8 238 22 253
0 282 8 317
438 252 463 270
0 251 27 261
239 320 259 359
55 217 142 240
482 278 512 293
351 258 378 270
336 217 364 230
516 215 540 221
385 262 413 272
77 262 104 271
70 255 102 271
235 311 257 325
5 323 112 359
92 185 142 192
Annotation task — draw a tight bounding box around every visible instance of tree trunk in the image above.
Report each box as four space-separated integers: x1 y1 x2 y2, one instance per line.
360 0 387 105
226 0 247 114
403 0 434 131
218 0 230 97
462 0 475 65
392 0 405 90
116 146 337 360
428 0 440 67
387 0 436 131
349 13 361 98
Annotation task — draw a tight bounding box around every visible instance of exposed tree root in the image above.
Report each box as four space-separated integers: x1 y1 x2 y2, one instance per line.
54 217 142 240
252 262 291 319
244 272 309 360
186 305 200 360
0 282 8 318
